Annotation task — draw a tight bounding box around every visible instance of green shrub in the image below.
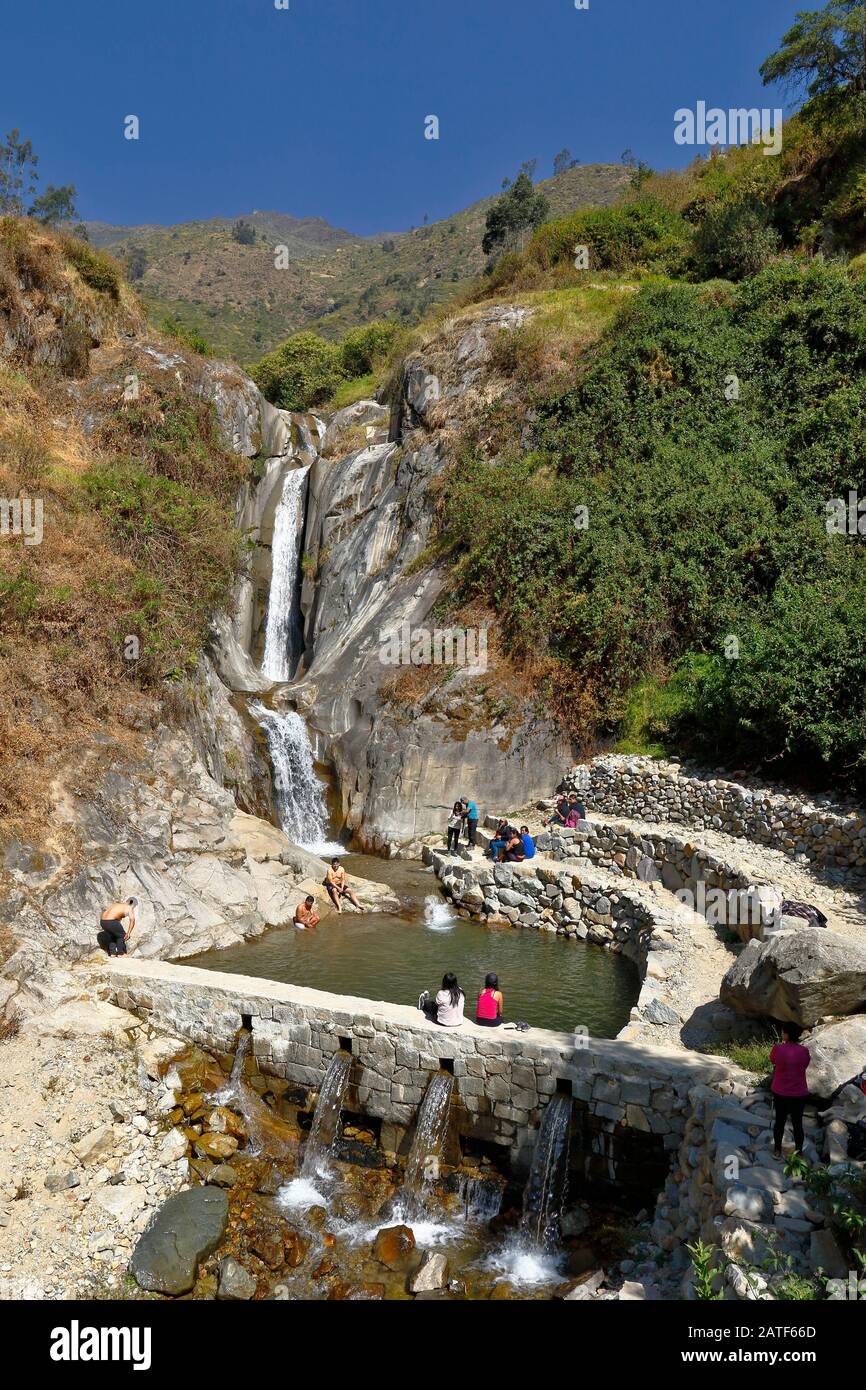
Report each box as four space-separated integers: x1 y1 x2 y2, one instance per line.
525 199 690 275
338 320 400 378
693 196 781 280
251 331 345 410
439 259 866 786
160 313 211 356
59 234 121 299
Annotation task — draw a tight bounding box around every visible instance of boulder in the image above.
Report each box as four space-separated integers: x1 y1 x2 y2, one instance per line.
207 1164 238 1188
407 1250 449 1293
720 932 866 1026
805 1017 866 1101
24 1000 141 1040
217 1256 257 1300
372 1224 416 1269
131 1188 229 1295
194 1132 239 1161
72 1123 117 1167
91 1183 148 1224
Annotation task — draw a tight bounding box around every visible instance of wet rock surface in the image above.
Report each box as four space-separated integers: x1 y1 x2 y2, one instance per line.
131 1187 229 1295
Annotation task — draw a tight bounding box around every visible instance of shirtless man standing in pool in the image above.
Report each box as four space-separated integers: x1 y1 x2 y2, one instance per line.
324 859 361 914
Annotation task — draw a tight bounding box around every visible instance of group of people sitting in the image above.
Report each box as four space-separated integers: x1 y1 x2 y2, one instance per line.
446 796 480 851
543 792 586 828
488 821 536 863
419 972 505 1028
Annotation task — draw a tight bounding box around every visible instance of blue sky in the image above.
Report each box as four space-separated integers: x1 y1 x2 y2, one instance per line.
3 0 806 234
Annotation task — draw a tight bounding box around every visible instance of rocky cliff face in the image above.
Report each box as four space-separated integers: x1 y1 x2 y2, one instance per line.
221 304 574 852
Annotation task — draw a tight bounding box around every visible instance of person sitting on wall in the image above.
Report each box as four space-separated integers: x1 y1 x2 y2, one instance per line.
418 972 465 1027
294 895 320 929
565 794 586 826
98 897 139 956
475 972 504 1027
324 859 361 914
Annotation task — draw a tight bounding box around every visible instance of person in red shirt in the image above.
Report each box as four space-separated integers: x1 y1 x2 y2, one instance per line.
770 1022 811 1158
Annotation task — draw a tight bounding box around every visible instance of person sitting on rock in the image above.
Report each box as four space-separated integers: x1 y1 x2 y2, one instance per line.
518 825 536 860
488 818 511 862
565 794 586 826
500 829 525 862
294 895 320 929
544 794 571 827
324 859 361 914
98 896 139 956
770 1022 811 1158
447 801 464 854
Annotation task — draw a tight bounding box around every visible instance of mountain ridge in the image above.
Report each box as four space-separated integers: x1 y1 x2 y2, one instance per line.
83 163 631 362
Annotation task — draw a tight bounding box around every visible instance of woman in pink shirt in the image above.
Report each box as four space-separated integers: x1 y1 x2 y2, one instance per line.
770 1023 810 1158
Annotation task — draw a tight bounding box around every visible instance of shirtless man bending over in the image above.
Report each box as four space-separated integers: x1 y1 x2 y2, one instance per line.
294 895 321 929
324 859 361 913
99 896 139 956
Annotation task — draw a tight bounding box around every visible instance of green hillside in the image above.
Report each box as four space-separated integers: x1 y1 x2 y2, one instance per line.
84 164 630 363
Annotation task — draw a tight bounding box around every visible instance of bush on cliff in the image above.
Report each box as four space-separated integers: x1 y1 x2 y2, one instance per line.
251 320 399 411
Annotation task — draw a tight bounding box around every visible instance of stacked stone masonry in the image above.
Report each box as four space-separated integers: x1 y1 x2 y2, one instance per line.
107 958 745 1185
567 755 866 877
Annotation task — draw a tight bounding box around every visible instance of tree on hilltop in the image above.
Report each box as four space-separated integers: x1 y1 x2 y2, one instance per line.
0 129 38 215
482 171 549 257
760 0 866 113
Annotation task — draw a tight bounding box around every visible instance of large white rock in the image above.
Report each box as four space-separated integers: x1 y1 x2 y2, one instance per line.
721 932 866 1025
23 1000 141 1040
805 1017 866 1100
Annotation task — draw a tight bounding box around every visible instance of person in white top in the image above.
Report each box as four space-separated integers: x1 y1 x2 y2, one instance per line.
419 973 465 1027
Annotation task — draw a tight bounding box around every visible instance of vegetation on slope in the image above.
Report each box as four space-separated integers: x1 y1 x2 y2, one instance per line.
410 2 866 791
0 219 246 825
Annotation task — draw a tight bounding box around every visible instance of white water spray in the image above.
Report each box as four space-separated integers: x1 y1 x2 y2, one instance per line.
261 464 310 682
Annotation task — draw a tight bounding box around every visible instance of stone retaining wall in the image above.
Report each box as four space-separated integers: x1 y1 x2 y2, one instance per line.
533 820 781 939
567 756 866 878
107 958 746 1192
424 846 659 970
653 1085 847 1293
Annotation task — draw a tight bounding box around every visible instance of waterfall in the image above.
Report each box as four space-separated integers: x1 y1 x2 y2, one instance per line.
261 463 310 682
301 1050 353 1181
216 1032 292 1159
401 1071 454 1219
520 1092 572 1249
251 703 342 854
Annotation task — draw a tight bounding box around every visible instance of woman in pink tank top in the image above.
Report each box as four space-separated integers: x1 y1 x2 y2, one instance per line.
769 1022 810 1158
476 972 504 1027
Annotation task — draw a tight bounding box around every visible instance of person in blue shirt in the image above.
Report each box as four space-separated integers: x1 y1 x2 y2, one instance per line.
519 826 536 860
461 796 479 847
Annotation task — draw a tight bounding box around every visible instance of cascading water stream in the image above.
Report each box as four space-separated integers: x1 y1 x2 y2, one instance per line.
261 464 310 682
400 1071 454 1220
300 1050 353 1181
250 703 343 854
217 1032 293 1159
520 1091 573 1250
483 1092 573 1288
